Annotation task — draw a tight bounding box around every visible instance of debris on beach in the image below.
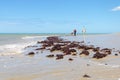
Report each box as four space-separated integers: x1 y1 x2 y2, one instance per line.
83 74 91 78
27 52 35 56
87 64 90 66
68 58 73 61
105 63 108 65
24 36 116 60
80 50 89 56
119 51 120 54
56 54 64 60
35 47 46 50
115 53 118 56
46 54 54 58
101 48 112 54
92 47 100 52
92 51 107 59
50 44 62 52
71 52 77 56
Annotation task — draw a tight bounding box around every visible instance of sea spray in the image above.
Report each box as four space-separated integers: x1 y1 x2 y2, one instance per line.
0 34 50 55
0 42 36 55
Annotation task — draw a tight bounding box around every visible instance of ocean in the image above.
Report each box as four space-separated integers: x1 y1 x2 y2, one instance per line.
0 33 120 80
0 33 107 56
0 33 68 55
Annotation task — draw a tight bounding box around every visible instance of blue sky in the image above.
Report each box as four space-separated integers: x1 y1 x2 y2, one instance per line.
0 0 120 33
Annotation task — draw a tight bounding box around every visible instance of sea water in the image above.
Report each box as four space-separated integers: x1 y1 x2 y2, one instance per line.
0 33 120 79
0 33 49 55
0 33 108 55
0 33 74 55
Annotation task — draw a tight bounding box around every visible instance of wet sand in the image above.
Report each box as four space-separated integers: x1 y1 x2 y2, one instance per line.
4 55 120 80
1 34 120 80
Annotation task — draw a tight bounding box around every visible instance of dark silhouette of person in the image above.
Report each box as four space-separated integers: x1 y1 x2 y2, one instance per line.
73 29 77 36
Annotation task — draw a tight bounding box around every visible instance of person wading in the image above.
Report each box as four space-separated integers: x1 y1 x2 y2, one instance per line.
73 29 77 36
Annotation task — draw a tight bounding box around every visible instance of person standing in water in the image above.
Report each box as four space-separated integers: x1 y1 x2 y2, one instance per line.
73 29 77 36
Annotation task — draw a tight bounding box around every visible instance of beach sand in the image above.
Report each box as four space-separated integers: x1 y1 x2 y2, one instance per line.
1 34 120 80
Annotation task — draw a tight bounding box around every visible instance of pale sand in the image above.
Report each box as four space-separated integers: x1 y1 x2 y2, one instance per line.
1 34 120 80
5 57 120 80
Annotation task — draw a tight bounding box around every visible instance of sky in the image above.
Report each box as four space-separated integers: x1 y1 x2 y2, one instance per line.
0 0 120 33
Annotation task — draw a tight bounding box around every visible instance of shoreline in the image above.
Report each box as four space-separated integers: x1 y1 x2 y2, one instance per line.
3 54 120 80
0 33 120 80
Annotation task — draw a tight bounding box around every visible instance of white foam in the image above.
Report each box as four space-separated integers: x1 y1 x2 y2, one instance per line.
0 41 36 56
22 36 48 40
0 35 49 56
89 60 120 68
0 44 22 55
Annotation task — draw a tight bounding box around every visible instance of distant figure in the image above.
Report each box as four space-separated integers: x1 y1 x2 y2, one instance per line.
82 27 86 43
82 27 86 33
73 29 77 36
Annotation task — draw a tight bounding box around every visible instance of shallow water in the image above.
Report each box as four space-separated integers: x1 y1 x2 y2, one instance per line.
0 33 107 55
0 33 120 80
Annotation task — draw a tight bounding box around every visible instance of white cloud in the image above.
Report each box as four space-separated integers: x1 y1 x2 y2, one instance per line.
112 6 120 11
